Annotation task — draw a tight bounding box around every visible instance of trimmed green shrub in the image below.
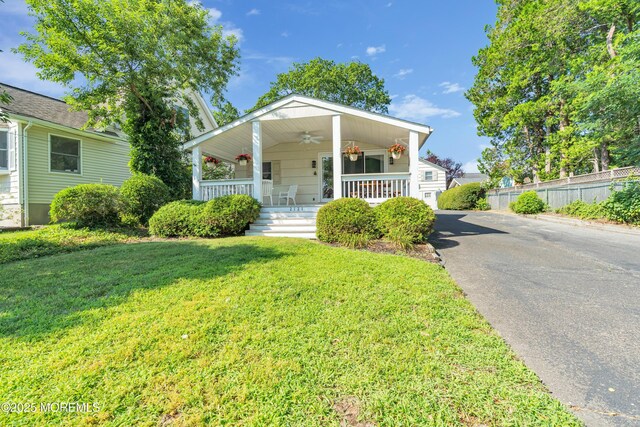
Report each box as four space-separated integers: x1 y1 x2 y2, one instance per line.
375 197 436 243
510 191 546 214
50 184 121 228
437 183 485 210
316 198 379 248
384 224 419 251
603 181 640 224
475 197 491 211
148 200 206 237
200 195 261 236
556 200 607 220
120 173 171 226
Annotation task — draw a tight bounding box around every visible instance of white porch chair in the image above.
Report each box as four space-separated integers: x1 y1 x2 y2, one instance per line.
262 179 274 205
278 184 298 206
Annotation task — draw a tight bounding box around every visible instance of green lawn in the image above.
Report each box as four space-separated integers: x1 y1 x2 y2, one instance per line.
0 225 144 264
0 237 580 426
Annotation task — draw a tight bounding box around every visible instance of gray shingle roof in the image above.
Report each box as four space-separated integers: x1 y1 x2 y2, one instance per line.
0 83 124 139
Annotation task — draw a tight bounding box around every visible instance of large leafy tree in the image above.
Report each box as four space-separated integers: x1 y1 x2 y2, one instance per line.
468 0 639 185
250 57 391 113
17 0 239 197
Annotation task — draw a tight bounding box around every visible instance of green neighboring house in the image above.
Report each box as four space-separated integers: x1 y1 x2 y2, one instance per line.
0 83 217 227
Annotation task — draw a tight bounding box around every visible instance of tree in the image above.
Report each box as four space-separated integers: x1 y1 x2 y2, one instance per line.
212 100 240 127
17 0 239 197
423 150 464 187
250 57 391 113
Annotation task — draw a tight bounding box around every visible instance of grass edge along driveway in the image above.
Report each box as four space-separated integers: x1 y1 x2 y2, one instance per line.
0 237 581 426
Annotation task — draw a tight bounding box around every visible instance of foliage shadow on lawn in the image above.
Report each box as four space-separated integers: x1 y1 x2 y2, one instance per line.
0 241 287 340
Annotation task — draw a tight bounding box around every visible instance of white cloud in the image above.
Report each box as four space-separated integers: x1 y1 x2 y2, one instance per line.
462 160 480 173
389 94 461 121
247 8 260 16
191 4 244 43
386 2 393 7
1 1 29 15
281 31 290 38
366 45 386 56
0 52 66 97
394 68 413 79
244 53 294 66
439 81 465 94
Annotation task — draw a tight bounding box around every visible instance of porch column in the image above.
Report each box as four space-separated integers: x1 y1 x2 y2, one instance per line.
332 114 342 199
409 130 419 198
192 145 201 200
252 120 263 200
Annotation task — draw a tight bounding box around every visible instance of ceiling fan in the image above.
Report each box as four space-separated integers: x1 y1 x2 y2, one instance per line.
299 131 324 144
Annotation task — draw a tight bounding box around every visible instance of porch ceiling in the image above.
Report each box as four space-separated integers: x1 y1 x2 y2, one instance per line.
191 96 432 162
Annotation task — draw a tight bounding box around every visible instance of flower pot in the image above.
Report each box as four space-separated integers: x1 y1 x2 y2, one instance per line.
391 151 402 160
206 162 216 168
349 154 359 161
238 159 248 166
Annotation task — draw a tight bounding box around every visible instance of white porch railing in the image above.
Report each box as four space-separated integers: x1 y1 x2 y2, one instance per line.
200 179 254 201
342 173 411 202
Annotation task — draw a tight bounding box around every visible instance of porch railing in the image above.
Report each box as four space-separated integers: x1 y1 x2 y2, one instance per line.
342 173 410 202
201 179 254 201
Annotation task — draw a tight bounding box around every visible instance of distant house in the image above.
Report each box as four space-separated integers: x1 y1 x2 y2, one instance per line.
417 159 447 209
448 172 488 190
0 83 216 227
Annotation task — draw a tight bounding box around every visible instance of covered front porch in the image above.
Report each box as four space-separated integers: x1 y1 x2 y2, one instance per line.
184 95 432 205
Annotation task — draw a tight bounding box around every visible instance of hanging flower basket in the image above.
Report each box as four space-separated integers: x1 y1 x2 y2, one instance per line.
235 153 252 166
388 143 406 160
204 156 219 168
343 145 362 162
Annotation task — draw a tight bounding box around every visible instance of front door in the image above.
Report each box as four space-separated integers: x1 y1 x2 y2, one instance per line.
319 153 333 202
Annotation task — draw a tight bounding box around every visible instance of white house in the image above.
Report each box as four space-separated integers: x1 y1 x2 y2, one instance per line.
183 95 435 237
417 159 447 209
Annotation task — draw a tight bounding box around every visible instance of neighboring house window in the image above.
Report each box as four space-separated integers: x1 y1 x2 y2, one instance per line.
262 161 272 180
0 130 7 170
50 135 81 174
424 171 435 181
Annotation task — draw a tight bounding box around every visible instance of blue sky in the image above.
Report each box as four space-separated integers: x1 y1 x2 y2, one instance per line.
0 0 498 172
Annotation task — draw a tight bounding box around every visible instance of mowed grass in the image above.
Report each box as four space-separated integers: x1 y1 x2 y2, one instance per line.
0 225 144 264
0 237 580 426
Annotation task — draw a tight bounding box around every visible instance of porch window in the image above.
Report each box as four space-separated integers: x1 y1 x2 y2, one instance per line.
0 130 7 170
50 135 81 174
342 152 385 174
262 161 272 180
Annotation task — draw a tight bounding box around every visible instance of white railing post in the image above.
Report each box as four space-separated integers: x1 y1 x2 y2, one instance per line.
332 115 343 199
409 130 419 198
252 120 262 201
192 145 201 200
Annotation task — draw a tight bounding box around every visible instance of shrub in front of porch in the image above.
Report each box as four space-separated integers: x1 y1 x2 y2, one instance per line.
148 200 207 237
375 197 436 246
437 182 485 210
316 198 379 248
200 195 261 236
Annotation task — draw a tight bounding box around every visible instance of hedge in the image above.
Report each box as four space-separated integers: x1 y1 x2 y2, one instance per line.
119 173 171 226
437 183 485 210
316 198 379 248
510 191 546 214
375 197 435 243
50 184 121 228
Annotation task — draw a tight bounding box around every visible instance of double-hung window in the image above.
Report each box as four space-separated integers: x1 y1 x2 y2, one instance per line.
50 135 81 174
0 130 8 170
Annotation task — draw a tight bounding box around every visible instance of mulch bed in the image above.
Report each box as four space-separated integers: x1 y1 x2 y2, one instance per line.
320 240 442 264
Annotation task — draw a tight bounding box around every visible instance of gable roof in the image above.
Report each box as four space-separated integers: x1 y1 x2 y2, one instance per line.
0 82 126 140
184 94 433 151
449 173 489 188
418 158 447 172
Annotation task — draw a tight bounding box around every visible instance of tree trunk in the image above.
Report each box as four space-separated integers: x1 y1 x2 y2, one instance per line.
600 143 610 171
545 146 551 174
558 102 569 178
592 148 600 173
607 24 617 59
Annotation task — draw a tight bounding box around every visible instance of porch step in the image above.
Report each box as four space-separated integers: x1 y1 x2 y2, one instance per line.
247 205 320 239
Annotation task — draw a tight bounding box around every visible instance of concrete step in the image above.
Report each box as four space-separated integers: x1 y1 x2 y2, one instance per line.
253 218 316 226
259 212 318 219
250 224 317 232
245 231 317 239
261 205 322 213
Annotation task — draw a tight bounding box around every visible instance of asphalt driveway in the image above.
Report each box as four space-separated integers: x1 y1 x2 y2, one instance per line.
432 211 640 427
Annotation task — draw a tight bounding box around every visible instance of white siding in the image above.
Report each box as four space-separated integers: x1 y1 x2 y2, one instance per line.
417 160 447 209
0 121 22 226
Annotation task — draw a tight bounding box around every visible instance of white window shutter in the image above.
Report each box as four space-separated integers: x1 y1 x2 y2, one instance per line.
9 131 16 171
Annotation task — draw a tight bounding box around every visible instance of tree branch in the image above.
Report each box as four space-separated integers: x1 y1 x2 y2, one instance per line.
606 24 617 59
